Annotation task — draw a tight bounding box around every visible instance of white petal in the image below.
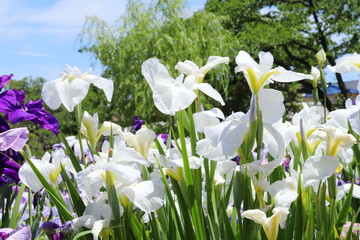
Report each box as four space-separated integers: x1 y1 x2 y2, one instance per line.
271 67 314 82
259 51 274 74
19 160 55 192
302 155 339 187
335 53 360 74
194 83 225 105
55 78 90 112
141 58 171 90
311 66 320 80
175 60 198 75
258 89 285 124
242 209 266 224
193 109 223 133
153 82 196 115
41 79 62 110
263 124 285 159
196 139 230 161
342 184 360 199
349 110 360 135
220 117 249 157
200 56 229 74
85 75 114 102
122 179 165 213
235 51 259 72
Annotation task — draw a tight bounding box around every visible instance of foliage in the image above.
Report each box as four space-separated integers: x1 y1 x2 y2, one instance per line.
78 0 244 129
205 0 360 106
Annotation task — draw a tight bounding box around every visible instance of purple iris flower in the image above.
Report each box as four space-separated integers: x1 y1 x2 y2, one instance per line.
233 155 240 165
131 116 144 133
0 74 13 90
283 156 291 172
157 133 174 148
0 119 29 186
0 226 31 240
0 74 59 135
41 221 73 240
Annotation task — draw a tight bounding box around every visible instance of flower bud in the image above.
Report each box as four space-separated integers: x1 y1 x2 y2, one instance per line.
316 49 326 67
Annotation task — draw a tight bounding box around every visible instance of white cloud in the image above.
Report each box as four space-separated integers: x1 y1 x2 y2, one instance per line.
0 0 127 41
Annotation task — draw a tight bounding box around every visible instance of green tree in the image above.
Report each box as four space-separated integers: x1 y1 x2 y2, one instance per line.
78 0 248 128
205 0 360 108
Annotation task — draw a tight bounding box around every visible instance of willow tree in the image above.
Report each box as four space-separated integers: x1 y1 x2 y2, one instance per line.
78 0 244 127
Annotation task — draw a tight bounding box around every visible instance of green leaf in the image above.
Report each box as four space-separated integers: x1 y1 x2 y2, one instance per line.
73 230 93 240
59 132 83 172
336 181 354 234
60 165 85 216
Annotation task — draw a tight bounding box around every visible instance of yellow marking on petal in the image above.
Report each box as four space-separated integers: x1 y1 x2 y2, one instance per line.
101 172 107 183
258 70 279 87
335 163 343 174
119 194 129 207
83 120 98 148
106 170 115 186
354 63 360 68
50 167 61 186
164 168 181 181
246 69 260 95
306 128 317 139
309 139 323 154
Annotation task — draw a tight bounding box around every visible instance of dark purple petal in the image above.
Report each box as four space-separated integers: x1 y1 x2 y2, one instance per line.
0 127 29 151
0 118 10 133
7 108 38 124
1 168 20 183
131 116 144 133
0 90 19 113
0 176 8 187
41 221 59 235
0 74 13 90
158 133 174 148
31 113 59 135
4 160 20 171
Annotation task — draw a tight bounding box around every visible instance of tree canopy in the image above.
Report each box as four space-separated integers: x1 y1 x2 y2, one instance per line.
205 0 360 99
78 0 246 128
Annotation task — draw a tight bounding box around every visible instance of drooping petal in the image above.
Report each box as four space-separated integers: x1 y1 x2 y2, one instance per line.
220 116 249 157
19 159 55 192
200 56 229 74
0 127 29 151
258 89 285 124
55 78 90 112
193 83 225 105
302 155 339 188
85 75 114 102
41 79 63 110
193 108 224 133
152 81 196 115
270 67 314 82
122 179 165 213
241 209 266 224
7 226 31 240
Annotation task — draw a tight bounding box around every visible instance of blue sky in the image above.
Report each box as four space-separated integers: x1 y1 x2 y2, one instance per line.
0 0 206 81
0 0 357 84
